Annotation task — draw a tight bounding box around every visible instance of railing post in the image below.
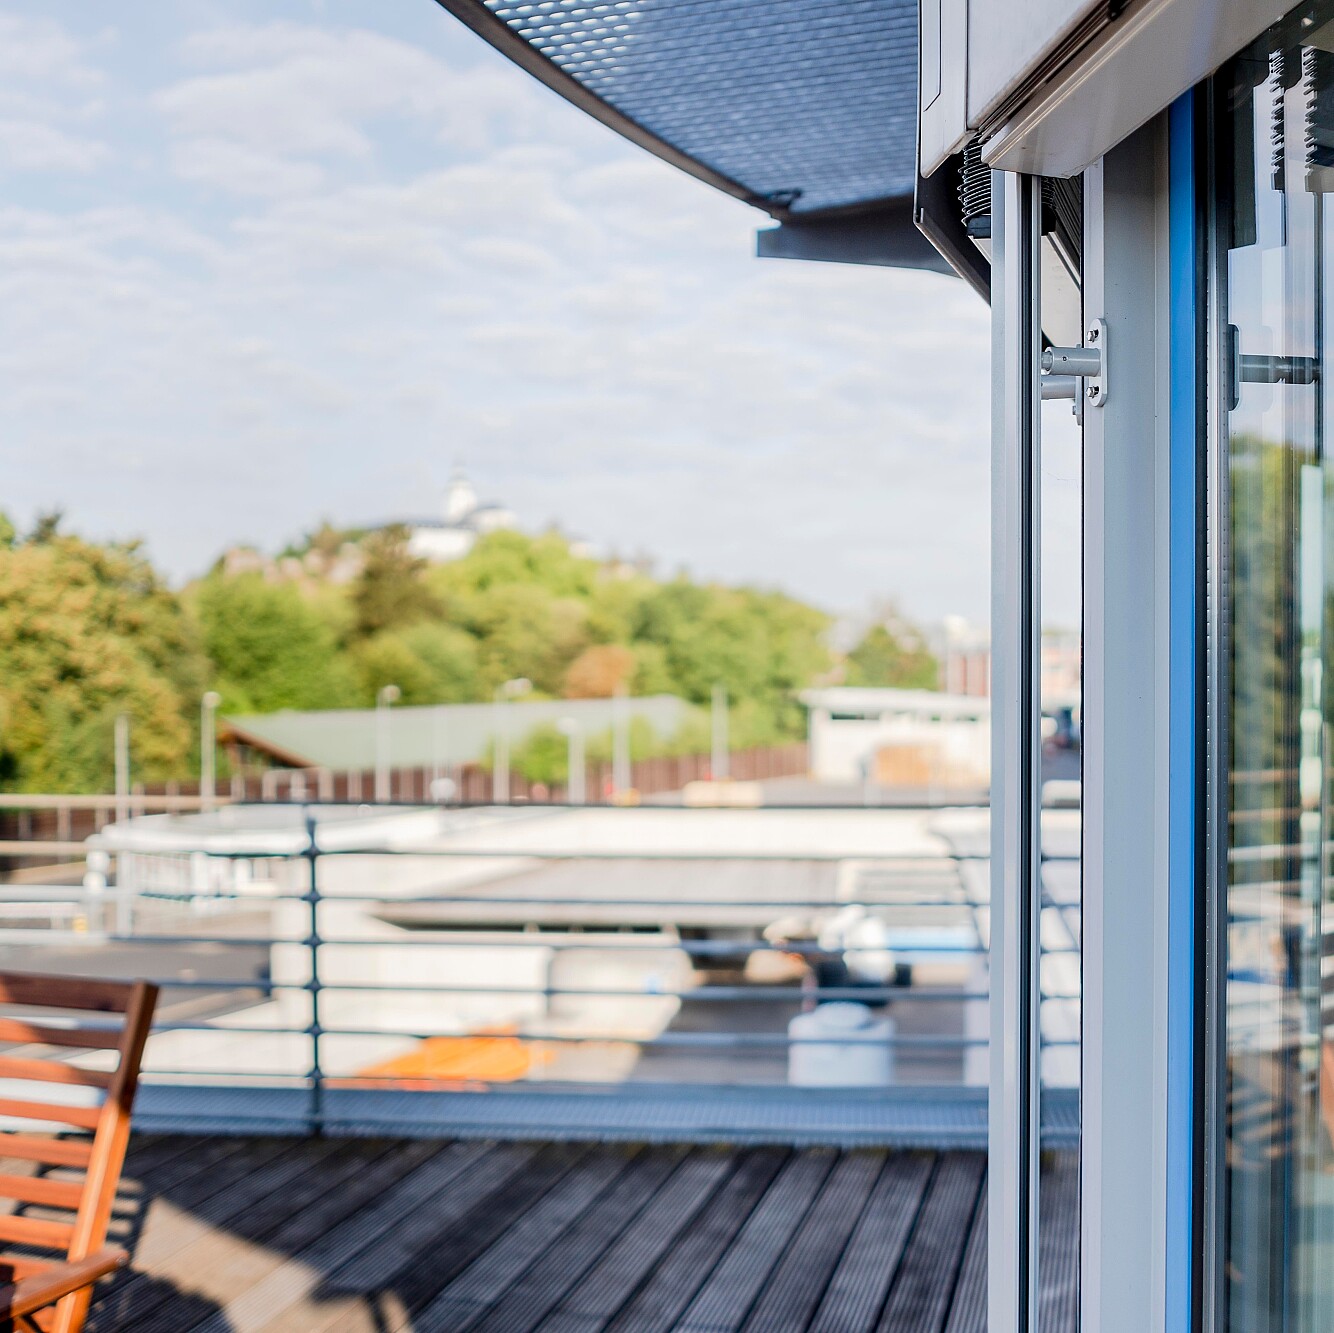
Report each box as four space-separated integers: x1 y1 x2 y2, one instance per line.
303 810 324 1136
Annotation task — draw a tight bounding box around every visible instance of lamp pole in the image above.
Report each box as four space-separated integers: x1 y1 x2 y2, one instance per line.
200 691 222 812
611 684 631 799
493 677 531 805
557 718 585 805
113 713 130 825
375 684 400 802
711 682 729 782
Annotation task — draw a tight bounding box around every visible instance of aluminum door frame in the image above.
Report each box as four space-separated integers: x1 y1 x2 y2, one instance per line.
990 114 1190 1332
989 167 1044 1333
1081 118 1176 1333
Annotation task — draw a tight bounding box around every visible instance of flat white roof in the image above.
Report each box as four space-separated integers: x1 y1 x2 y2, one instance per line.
799 687 991 719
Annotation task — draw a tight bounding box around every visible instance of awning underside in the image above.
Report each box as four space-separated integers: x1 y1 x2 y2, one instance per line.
436 0 922 222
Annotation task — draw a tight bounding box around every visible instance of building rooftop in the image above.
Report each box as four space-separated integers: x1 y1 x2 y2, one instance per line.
221 694 691 770
85 1133 1077 1332
800 687 992 719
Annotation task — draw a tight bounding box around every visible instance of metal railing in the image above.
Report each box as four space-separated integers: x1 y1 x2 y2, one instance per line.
3 802 1084 1144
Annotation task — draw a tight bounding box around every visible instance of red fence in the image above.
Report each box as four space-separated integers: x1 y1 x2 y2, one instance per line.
0 743 810 857
220 741 810 805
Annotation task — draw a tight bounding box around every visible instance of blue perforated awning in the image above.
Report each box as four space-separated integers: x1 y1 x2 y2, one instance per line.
435 0 953 273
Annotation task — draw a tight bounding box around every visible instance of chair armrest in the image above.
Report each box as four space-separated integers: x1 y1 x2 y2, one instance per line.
0 1247 127 1320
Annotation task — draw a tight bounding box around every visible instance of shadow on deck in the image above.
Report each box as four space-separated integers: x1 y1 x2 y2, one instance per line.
81 1134 1077 1333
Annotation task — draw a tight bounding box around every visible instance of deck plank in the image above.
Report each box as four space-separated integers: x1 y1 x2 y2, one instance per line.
107 1137 352 1333
942 1182 987 1333
270 1140 595 1333
807 1151 934 1333
463 1146 686 1333
411 1145 643 1333
192 1139 498 1333
876 1152 986 1333
80 1137 1078 1333
741 1149 886 1333
535 1147 736 1333
604 1147 789 1333
99 1138 442 1333
673 1148 837 1333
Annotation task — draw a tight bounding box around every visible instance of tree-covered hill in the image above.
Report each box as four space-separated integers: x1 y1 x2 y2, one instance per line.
0 516 939 792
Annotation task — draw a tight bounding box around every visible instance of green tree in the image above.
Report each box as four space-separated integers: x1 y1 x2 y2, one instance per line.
633 580 830 737
508 722 571 786
348 624 482 705
0 535 209 791
193 574 358 713
350 525 442 638
431 529 598 601
396 623 482 702
845 615 939 690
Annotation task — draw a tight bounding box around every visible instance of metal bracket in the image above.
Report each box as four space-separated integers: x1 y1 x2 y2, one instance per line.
1041 317 1108 413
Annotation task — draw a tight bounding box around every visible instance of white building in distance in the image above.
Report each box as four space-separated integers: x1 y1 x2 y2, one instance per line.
800 687 991 790
404 471 517 563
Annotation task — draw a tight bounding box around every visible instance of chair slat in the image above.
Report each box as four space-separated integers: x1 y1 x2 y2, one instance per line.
0 1215 75 1250
0 1257 53 1283
0 1059 111 1091
0 1176 84 1211
0 974 156 1333
0 1138 93 1170
0 1100 101 1132
0 976 132 1015
0 1022 121 1053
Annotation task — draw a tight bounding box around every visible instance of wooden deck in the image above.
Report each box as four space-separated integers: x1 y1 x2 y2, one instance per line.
72 1135 1077 1333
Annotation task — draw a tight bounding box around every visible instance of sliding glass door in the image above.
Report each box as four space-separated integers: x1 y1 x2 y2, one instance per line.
1216 12 1334 1326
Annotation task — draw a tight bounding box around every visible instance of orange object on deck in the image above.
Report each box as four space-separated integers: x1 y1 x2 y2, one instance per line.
357 1032 544 1086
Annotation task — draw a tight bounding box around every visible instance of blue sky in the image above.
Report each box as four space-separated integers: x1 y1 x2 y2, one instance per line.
0 1 1022 623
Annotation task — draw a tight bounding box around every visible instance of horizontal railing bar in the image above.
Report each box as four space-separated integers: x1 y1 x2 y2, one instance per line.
0 888 105 902
123 979 988 1002
84 844 1075 863
123 797 993 814
304 848 981 862
91 848 979 864
110 933 989 955
143 1071 313 1084
134 1024 1003 1049
0 794 230 812
0 841 91 857
109 976 1003 1003
170 893 986 910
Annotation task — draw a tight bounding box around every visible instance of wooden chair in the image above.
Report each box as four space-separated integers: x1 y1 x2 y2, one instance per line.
0 972 157 1333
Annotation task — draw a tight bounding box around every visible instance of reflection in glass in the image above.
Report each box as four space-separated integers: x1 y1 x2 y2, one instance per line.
1220 11 1334 1327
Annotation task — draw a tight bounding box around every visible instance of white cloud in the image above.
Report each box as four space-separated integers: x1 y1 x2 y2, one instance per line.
0 13 102 88
0 117 108 171
154 21 558 198
0 13 109 172
0 1 1004 623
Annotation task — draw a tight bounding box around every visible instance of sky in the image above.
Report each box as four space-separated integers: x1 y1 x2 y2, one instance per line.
0 1 1051 627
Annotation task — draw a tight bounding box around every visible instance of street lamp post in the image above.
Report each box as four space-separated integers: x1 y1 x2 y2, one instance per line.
557 717 586 805
201 691 222 812
113 713 130 825
375 684 400 802
711 682 729 782
611 684 631 799
493 677 531 805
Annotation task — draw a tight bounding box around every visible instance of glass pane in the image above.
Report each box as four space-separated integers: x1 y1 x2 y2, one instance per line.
1039 195 1083 1331
1219 11 1334 1328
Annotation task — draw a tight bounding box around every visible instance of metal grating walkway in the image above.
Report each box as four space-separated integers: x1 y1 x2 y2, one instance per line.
133 1083 1082 1151
80 1134 1078 1332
